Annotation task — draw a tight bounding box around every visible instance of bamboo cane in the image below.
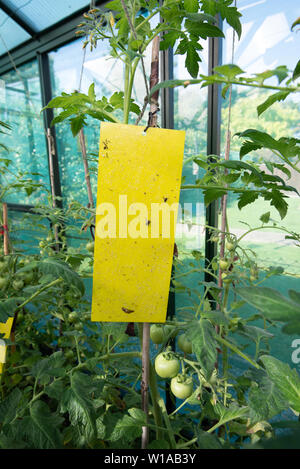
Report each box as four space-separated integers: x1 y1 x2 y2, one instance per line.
46 128 60 252
141 35 160 450
2 203 9 256
79 128 94 209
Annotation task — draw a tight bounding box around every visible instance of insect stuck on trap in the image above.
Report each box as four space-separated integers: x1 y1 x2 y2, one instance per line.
122 307 135 314
103 139 110 150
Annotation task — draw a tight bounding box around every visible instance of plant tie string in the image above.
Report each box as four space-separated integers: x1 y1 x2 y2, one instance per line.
144 108 160 133
0 225 8 236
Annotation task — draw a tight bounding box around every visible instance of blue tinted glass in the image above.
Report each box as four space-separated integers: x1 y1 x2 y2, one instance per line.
0 8 31 54
0 59 49 204
9 210 50 255
173 42 208 318
1 0 90 32
221 0 300 369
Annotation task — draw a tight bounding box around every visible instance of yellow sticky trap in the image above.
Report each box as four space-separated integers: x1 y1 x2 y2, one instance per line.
92 122 185 323
0 317 14 373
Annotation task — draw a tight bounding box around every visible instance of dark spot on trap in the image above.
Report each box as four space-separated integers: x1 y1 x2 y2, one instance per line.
122 307 135 314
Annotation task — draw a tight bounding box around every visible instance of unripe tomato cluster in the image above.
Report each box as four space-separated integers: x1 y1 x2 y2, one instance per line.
0 255 38 292
154 351 193 400
152 323 195 400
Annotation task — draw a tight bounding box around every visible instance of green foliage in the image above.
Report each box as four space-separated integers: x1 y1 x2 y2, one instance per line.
0 0 300 451
260 356 300 413
235 286 300 321
186 318 218 378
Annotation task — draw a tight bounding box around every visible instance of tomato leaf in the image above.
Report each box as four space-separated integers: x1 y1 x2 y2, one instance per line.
186 318 218 378
29 400 63 449
235 287 300 321
246 368 288 422
260 356 300 413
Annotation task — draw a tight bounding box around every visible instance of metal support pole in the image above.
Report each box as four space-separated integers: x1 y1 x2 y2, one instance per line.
205 16 223 291
37 52 63 209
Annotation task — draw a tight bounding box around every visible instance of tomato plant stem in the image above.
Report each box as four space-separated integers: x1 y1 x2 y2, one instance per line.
157 396 177 449
16 278 64 311
217 336 260 369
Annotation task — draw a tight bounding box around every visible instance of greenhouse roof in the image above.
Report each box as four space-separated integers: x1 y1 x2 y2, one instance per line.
0 0 106 57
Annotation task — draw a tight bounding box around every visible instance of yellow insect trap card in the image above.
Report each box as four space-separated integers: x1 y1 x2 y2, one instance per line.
92 122 185 323
0 317 13 373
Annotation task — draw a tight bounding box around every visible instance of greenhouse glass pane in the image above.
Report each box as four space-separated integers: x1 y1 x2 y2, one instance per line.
0 59 49 205
1 0 90 32
9 210 50 255
0 8 31 55
221 0 300 370
173 43 208 318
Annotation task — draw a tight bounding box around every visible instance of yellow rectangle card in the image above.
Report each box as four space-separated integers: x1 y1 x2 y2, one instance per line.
0 317 14 373
92 122 185 323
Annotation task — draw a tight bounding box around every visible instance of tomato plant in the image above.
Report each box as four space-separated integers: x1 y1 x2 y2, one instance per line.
0 0 299 452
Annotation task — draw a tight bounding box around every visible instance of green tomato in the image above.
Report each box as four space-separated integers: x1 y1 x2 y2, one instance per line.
68 311 79 323
17 270 34 284
221 273 232 285
219 259 230 271
12 279 24 290
250 266 258 280
226 241 235 252
74 322 83 331
65 349 74 360
177 334 193 354
10 373 22 386
155 352 180 379
16 311 24 324
0 276 8 289
170 375 193 399
150 324 164 344
0 260 7 272
86 241 94 253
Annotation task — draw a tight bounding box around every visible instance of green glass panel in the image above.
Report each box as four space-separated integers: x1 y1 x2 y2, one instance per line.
174 43 208 317
221 0 300 370
0 59 49 205
8 210 50 256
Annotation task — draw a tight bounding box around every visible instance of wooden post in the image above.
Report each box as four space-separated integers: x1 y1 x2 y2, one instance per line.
2 203 17 353
47 128 60 251
141 35 160 450
79 128 94 209
2 203 9 256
